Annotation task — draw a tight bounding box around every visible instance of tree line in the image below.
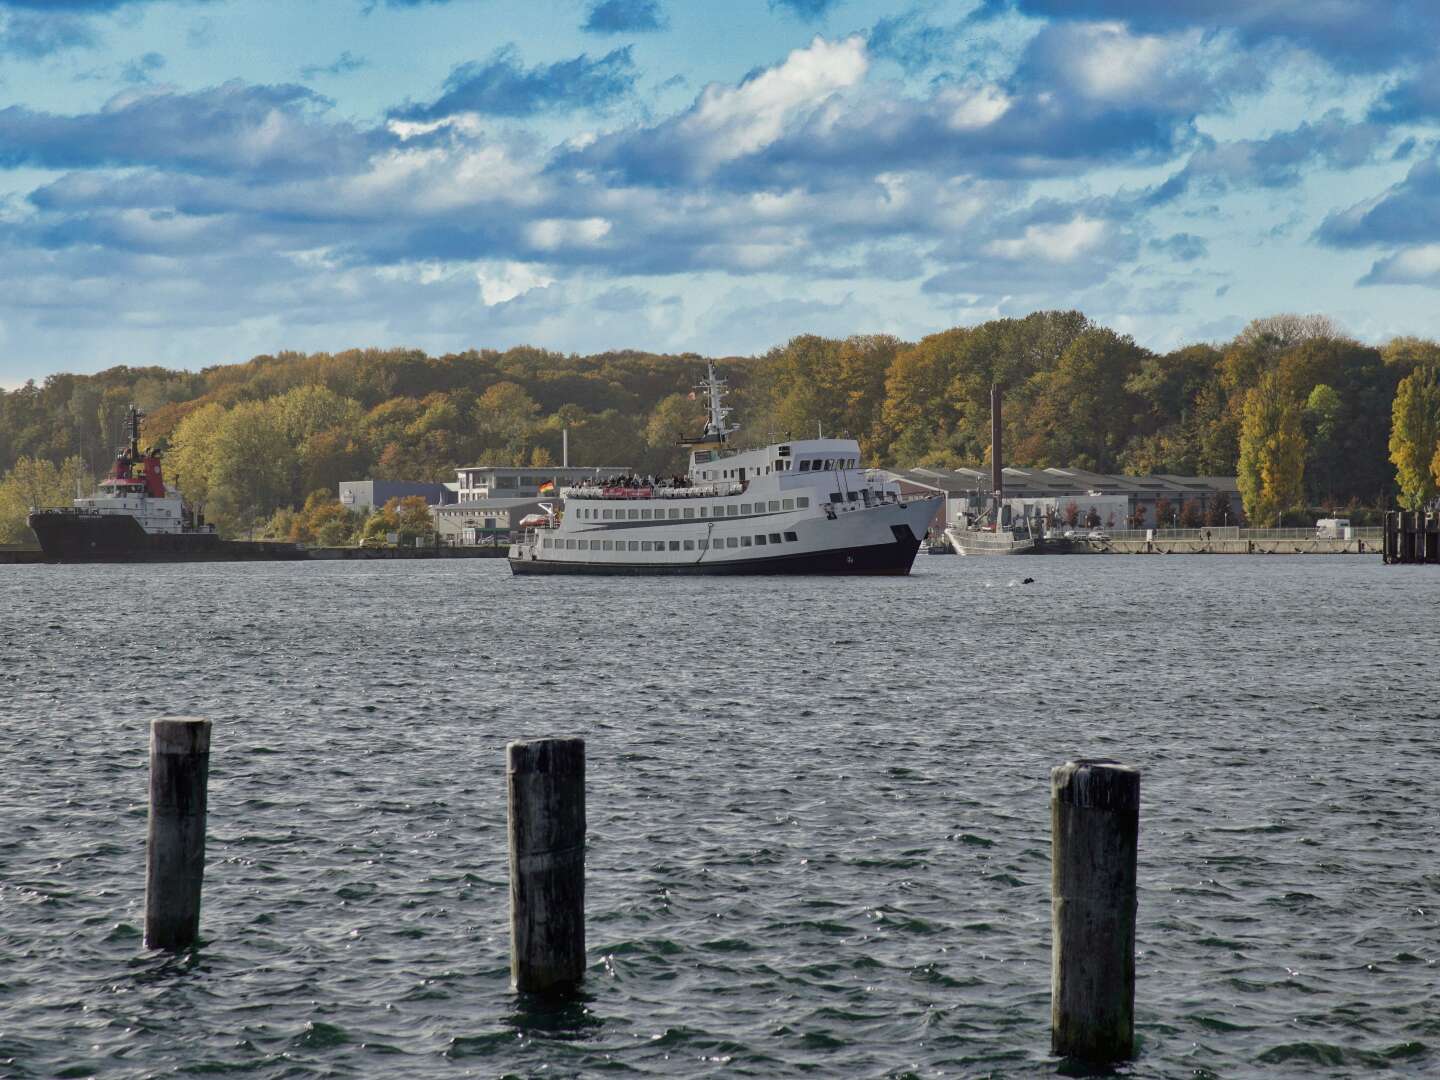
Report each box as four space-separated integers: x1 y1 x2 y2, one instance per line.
2 312 1439 542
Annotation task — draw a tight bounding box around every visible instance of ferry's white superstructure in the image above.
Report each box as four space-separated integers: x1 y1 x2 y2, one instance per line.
508 364 940 575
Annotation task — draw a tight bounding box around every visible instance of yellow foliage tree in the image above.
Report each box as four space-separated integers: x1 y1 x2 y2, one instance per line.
0 456 91 543
1389 367 1440 510
1237 370 1306 525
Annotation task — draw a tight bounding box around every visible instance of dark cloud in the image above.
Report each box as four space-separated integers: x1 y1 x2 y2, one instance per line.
865 10 960 74
569 24 1255 190
119 50 165 83
391 45 637 120
768 0 842 22
1149 112 1386 203
0 82 384 178
1315 155 1440 249
1149 232 1207 261
1368 61 1440 125
0 12 97 57
582 0 666 34
300 50 367 79
976 0 1440 73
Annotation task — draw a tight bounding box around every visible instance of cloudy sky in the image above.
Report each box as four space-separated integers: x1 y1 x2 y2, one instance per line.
2 0 1439 385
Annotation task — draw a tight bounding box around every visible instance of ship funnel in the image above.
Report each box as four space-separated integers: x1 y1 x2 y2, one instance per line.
990 384 1003 529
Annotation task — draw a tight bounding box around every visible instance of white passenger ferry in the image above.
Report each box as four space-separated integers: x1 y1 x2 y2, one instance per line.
508 363 941 575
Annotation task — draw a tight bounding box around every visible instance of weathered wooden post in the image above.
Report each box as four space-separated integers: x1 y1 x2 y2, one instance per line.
145 718 211 950
507 737 585 992
1051 759 1140 1063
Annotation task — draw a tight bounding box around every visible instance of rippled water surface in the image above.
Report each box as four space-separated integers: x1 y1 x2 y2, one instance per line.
2 555 1438 1078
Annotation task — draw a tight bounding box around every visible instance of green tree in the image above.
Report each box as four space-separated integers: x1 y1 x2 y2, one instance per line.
208 400 297 530
1303 384 1343 505
474 382 540 463
1237 371 1306 526
0 456 91 543
1389 366 1440 509
164 402 228 510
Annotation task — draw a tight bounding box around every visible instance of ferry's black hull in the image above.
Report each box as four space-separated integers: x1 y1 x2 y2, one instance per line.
509 533 921 575
26 512 304 562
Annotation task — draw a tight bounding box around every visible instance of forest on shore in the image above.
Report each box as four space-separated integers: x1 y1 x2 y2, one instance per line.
3 310 1440 543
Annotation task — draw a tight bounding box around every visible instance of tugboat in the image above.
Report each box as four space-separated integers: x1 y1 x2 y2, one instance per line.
26 406 302 562
508 362 941 575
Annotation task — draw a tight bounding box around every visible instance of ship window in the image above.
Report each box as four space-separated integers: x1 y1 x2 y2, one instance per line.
784 531 798 542
641 541 653 551
783 498 794 510
726 505 738 517
799 460 811 472
797 497 809 509
668 508 680 519
830 492 843 504
726 537 739 548
769 533 782 544
740 503 752 514
668 540 681 551
683 539 695 551
698 539 709 550
768 500 780 511
628 509 639 520
628 540 639 551
682 507 693 520
641 509 653 520
741 535 752 547
602 509 612 520
755 534 767 545
848 492 860 502
603 540 614 551
591 539 602 550
697 506 707 517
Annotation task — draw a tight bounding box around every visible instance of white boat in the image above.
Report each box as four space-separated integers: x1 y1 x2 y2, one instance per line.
508 363 941 576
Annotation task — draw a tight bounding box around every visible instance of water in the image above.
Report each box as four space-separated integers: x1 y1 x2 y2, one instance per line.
1 556 1436 1078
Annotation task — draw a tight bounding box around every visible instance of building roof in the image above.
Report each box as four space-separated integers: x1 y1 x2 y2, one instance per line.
885 467 1240 497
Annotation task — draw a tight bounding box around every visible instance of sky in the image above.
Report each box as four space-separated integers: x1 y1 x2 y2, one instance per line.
2 0 1440 386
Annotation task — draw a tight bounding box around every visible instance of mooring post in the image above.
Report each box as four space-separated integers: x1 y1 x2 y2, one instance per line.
145 717 211 950
507 736 586 992
1051 759 1140 1063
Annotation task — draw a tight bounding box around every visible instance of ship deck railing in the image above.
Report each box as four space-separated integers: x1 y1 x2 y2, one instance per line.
561 482 745 500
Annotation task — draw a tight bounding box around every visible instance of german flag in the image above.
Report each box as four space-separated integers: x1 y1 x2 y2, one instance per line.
538 480 557 495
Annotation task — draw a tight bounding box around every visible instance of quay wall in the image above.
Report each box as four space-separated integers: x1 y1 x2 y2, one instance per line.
1067 538 1373 555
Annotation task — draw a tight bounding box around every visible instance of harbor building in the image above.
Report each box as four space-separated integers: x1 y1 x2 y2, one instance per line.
338 480 456 512
882 467 1245 529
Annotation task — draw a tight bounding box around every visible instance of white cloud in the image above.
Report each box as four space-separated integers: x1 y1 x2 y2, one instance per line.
476 260 555 305
940 84 1012 130
986 216 1107 262
681 34 868 170
527 217 612 250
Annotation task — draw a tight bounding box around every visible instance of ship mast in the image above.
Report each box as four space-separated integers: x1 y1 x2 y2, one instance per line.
680 361 740 448
990 384 1003 532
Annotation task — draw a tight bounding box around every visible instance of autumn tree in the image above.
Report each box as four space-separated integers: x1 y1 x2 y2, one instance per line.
1389 366 1440 509
208 400 297 529
1237 371 1306 526
166 402 228 510
0 455 90 543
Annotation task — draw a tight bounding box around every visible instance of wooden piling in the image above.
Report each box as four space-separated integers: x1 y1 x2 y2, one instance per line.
1051 759 1140 1063
145 718 211 950
507 737 586 992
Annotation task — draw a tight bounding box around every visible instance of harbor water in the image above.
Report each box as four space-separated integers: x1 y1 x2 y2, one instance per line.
1 556 1437 1078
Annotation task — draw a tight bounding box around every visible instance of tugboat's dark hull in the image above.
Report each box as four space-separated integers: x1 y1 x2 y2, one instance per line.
26 511 304 562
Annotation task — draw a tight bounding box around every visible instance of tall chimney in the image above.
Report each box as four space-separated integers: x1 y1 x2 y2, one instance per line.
562 427 569 468
990 384 1003 527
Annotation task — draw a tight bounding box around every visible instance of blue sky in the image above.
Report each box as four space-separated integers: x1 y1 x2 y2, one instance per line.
2 0 1439 385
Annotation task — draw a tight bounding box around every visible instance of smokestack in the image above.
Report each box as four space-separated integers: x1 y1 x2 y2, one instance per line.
562 427 569 468
990 384 1003 527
